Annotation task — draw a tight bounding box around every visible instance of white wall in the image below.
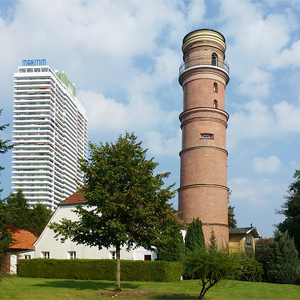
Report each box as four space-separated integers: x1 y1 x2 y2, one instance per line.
32 204 154 261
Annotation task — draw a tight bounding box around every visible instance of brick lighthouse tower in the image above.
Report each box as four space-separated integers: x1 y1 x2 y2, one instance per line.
178 29 230 245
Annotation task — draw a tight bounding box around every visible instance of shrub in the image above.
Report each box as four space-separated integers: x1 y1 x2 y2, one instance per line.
236 256 263 282
18 259 181 282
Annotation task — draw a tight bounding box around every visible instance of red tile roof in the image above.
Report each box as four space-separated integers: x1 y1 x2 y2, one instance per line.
59 190 87 206
9 229 37 250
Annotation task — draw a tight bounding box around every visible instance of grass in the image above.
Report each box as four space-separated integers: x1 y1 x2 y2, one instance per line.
0 276 300 299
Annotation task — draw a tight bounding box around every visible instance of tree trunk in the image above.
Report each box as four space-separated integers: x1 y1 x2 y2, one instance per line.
115 244 121 292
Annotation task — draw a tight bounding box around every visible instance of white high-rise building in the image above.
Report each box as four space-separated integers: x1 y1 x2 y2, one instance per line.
12 59 88 210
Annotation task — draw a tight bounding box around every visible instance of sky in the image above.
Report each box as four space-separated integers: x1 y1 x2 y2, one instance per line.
0 0 300 238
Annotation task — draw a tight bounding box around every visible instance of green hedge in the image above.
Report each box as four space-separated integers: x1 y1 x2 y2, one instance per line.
18 259 181 282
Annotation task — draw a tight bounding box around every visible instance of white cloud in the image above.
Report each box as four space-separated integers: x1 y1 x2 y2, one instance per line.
252 155 281 173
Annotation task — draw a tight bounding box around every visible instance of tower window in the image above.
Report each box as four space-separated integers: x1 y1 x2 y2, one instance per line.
213 82 218 93
211 53 218 66
213 100 218 108
201 133 214 139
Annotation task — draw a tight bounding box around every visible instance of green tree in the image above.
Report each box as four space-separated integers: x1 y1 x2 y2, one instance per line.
185 240 239 300
156 229 185 262
255 237 274 281
277 169 300 255
185 218 205 253
228 204 237 228
266 231 300 284
5 190 31 230
5 190 51 236
50 133 182 291
0 109 13 194
0 201 11 271
29 204 52 236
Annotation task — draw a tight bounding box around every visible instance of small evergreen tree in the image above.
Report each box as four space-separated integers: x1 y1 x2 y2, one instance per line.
266 231 300 284
228 205 237 228
156 229 185 262
185 218 205 252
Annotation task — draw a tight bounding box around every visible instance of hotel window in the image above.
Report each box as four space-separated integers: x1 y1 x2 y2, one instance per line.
41 251 50 259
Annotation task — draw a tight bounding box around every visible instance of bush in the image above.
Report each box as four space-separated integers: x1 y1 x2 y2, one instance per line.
236 256 263 282
18 259 181 282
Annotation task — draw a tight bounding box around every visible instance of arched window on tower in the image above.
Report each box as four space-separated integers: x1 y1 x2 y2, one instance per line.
212 53 218 66
213 82 218 93
213 100 218 109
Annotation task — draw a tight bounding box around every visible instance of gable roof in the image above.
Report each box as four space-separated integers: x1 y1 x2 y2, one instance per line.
9 229 37 250
59 190 87 206
230 227 261 238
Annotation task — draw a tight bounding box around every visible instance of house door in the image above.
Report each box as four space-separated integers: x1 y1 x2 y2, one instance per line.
10 254 17 275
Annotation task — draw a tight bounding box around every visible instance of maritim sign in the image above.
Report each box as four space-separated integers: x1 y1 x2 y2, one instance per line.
22 59 47 66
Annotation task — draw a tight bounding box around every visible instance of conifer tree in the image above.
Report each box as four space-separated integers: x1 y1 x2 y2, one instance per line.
156 229 185 262
266 231 300 284
185 218 205 253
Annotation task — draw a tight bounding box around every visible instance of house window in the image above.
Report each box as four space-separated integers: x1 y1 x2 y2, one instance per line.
212 53 218 66
213 100 218 108
213 82 218 93
24 255 31 259
41 251 50 259
246 235 251 245
68 251 76 259
144 255 152 261
110 251 116 259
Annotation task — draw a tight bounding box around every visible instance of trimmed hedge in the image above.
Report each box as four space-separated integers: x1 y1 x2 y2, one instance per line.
18 259 181 282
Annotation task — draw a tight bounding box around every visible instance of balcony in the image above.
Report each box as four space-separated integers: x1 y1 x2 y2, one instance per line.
179 57 230 77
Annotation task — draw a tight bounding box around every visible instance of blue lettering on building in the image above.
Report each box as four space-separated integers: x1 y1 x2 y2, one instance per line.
22 59 47 66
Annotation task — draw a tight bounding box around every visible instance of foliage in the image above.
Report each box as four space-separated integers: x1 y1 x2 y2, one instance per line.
4 190 51 236
265 231 300 284
156 229 185 262
277 169 300 256
255 238 274 282
228 204 237 228
235 255 263 282
50 133 182 291
185 218 205 253
18 259 182 282
0 109 13 195
0 201 11 272
185 245 239 300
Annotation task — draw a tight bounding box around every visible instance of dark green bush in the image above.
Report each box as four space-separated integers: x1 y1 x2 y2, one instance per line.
235 256 263 282
18 259 181 282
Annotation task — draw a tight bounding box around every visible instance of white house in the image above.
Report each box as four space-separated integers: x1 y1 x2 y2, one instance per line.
25 191 156 261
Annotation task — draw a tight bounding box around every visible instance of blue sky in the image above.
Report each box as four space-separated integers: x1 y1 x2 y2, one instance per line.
1 0 300 238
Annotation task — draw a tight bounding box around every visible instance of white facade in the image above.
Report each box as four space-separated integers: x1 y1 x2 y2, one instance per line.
30 203 156 261
12 60 88 210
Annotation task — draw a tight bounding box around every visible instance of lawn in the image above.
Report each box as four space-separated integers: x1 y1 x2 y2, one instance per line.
1 276 300 300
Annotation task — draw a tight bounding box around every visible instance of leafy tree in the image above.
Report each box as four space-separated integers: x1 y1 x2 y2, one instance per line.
0 201 11 271
50 133 182 291
0 109 13 194
266 231 300 284
277 169 300 255
185 238 239 300
156 229 185 262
